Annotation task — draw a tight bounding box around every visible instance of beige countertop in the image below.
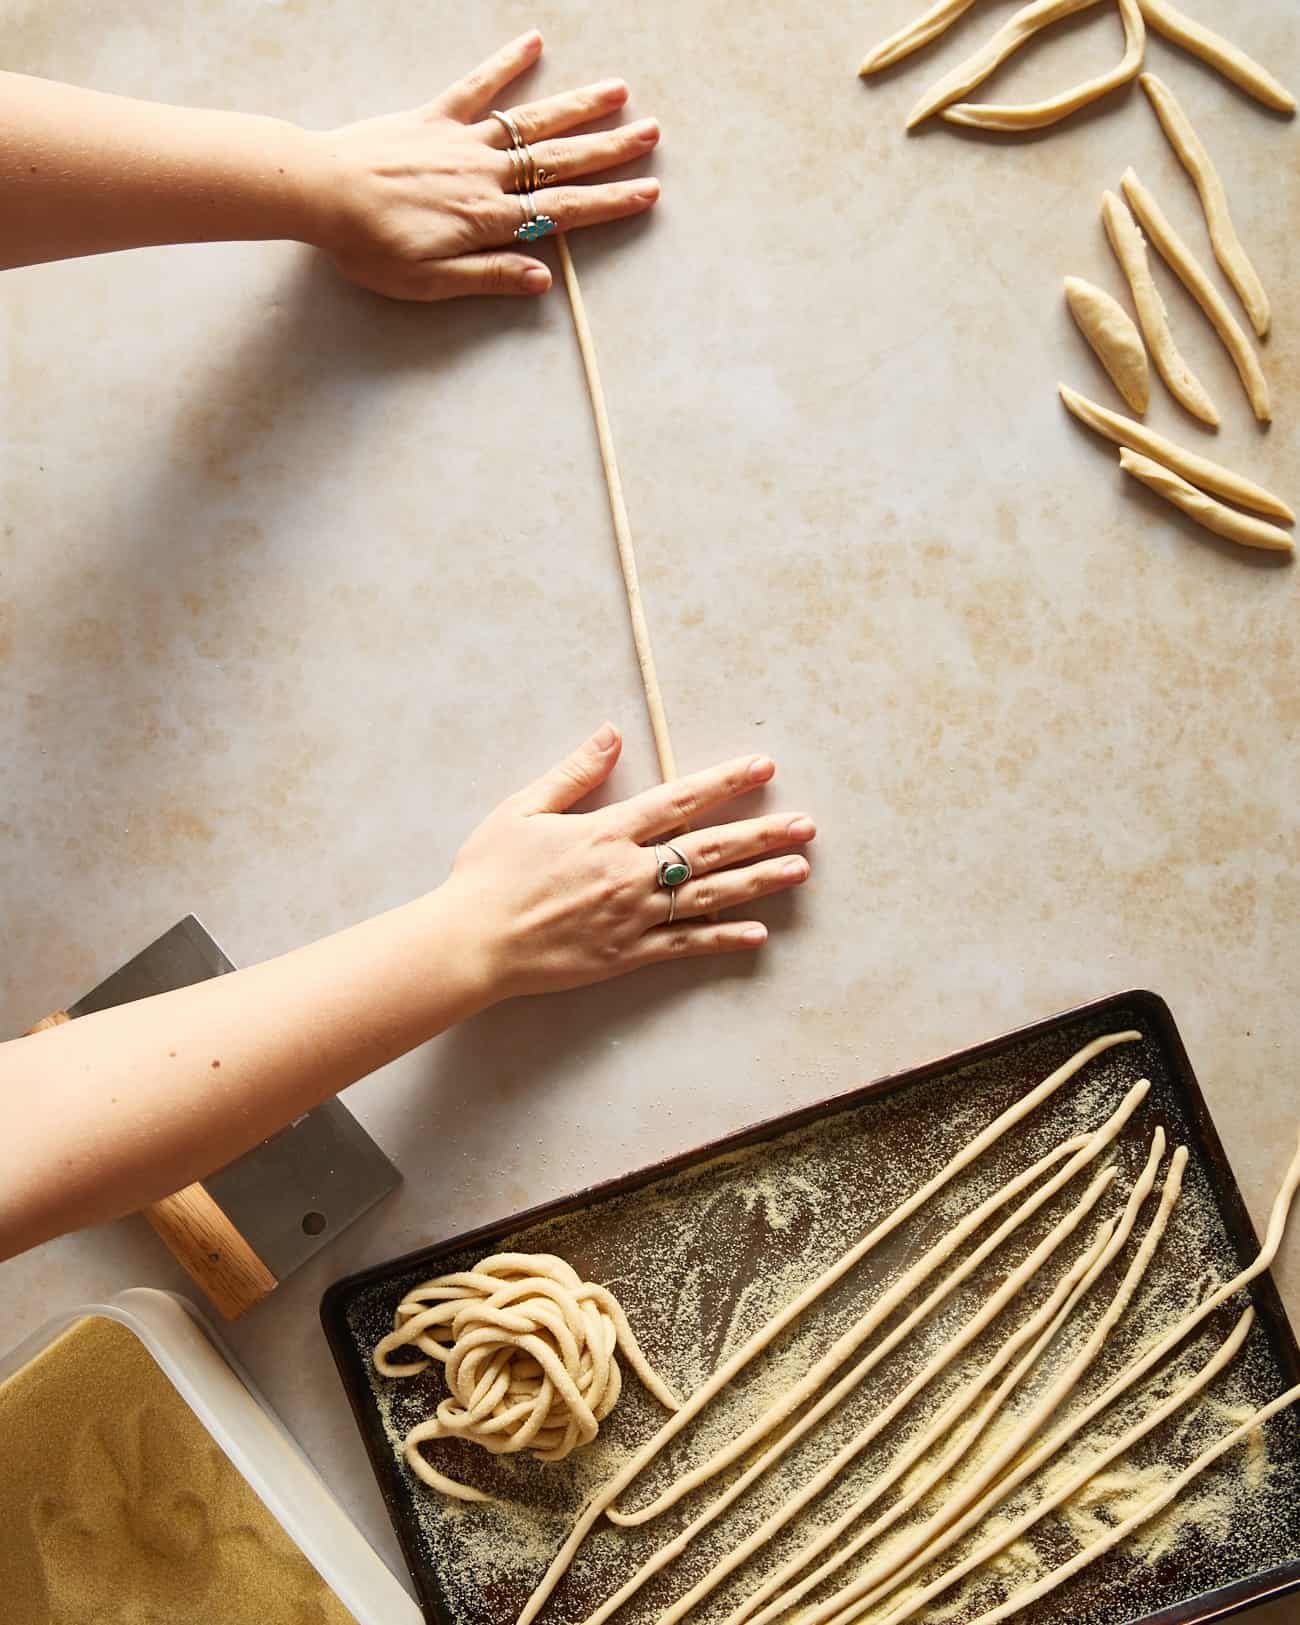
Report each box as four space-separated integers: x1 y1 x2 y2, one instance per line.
1 1 1297 1618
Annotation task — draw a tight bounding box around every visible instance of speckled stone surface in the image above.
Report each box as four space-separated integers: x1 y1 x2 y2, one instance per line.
1 1 1297 1616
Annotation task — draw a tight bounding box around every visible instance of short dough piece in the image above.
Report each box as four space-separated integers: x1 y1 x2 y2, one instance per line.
943 0 1145 131
1141 72 1271 337
1058 384 1294 521
1118 448 1295 553
907 0 1103 127
860 0 980 76
1102 188 1218 426
1120 168 1269 422
1064 275 1149 413
1138 0 1296 114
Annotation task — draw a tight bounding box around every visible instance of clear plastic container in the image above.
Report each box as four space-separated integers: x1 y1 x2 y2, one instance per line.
0 1287 423 1625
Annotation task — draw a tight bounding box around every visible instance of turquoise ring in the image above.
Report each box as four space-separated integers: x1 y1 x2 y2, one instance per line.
656 843 692 889
515 214 557 243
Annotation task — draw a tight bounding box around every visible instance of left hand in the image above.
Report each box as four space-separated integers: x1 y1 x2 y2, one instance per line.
442 725 817 1000
305 30 661 300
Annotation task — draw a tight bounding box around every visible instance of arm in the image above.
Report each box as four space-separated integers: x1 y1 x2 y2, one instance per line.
0 727 816 1260
0 33 661 299
0 71 321 269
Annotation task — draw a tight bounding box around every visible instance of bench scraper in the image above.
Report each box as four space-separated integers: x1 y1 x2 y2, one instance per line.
26 915 400 1319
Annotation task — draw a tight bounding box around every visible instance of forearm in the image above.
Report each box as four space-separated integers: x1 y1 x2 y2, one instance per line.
0 885 491 1258
0 72 326 269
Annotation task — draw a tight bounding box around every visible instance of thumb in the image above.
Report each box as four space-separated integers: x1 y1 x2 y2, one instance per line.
518 724 622 814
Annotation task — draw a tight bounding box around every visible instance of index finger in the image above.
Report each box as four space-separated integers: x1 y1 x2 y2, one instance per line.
608 756 776 841
432 31 544 122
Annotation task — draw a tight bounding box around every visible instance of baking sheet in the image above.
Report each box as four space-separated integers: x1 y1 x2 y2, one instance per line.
322 991 1300 1625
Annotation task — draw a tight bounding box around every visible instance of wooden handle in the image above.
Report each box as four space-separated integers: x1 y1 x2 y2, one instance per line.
142 1184 278 1321
25 1008 279 1321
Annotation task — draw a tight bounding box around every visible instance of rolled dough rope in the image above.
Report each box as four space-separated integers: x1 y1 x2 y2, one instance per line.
807 1140 1190 1625
611 1080 1148 1530
962 1356 1300 1625
372 1253 680 1501
1101 189 1219 427
1119 168 1270 423
512 1029 1141 1625
730 1133 1173 1625
642 1164 1125 1625
906 0 1104 128
863 1307 1257 1625
1141 72 1272 338
815 1126 1300 1625
1118 449 1295 554
1063 276 1149 414
557 234 676 781
942 0 1145 131
859 0 981 76
1137 0 1296 116
590 1152 1130 1625
1057 384 1294 521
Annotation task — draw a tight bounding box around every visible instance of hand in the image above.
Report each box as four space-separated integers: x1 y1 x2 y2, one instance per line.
306 31 661 301
443 724 816 1000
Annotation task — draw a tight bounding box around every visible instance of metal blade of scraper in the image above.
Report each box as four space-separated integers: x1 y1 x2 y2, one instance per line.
61 915 400 1305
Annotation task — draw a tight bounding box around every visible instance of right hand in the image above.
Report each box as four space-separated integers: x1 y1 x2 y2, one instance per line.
442 724 817 1001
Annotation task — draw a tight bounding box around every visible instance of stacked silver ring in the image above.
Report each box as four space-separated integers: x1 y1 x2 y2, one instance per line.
491 108 558 244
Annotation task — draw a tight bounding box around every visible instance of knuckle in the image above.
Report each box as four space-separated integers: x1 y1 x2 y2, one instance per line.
483 256 512 294
668 931 692 957
694 885 715 913
698 839 723 868
672 789 698 823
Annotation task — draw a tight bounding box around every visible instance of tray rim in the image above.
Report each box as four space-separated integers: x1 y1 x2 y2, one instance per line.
321 987 1300 1625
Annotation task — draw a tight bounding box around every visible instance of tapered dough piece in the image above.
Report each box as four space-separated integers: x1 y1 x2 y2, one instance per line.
1138 0 1296 114
1120 168 1269 422
1058 385 1294 521
731 1133 1172 1625
1064 276 1149 413
943 0 1145 131
612 1080 1148 1530
860 0 981 76
1101 189 1219 426
803 1143 1188 1625
962 1358 1300 1625
1119 449 1295 553
818 1126 1300 1625
1141 72 1271 337
865 1308 1257 1625
591 1162 1120 1625
906 0 1104 127
512 1030 1142 1625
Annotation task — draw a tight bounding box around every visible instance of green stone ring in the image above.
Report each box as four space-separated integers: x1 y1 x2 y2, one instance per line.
656 843 692 889
515 215 557 243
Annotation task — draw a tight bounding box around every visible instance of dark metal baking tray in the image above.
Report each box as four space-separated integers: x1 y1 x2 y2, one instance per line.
322 990 1300 1625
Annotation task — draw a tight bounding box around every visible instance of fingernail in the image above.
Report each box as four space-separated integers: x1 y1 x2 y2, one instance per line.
522 267 550 293
749 756 775 783
783 857 809 881
522 30 543 49
592 722 617 750
787 817 816 840
741 924 768 945
634 119 660 142
601 78 628 99
635 179 661 203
